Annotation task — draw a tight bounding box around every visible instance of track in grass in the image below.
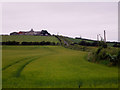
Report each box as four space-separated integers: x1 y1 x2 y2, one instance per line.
15 53 55 77
15 57 40 77
2 56 34 70
2 46 118 88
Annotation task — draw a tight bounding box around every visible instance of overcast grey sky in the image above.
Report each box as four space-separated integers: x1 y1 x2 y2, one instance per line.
2 2 118 41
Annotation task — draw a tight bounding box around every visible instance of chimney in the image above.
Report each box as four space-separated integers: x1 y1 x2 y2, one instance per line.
104 30 106 42
97 34 99 41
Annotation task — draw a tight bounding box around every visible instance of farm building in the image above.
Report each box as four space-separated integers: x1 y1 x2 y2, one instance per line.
10 29 51 36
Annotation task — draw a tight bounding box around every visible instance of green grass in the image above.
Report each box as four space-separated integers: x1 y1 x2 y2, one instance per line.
65 37 82 43
2 35 59 43
2 46 118 88
65 37 94 43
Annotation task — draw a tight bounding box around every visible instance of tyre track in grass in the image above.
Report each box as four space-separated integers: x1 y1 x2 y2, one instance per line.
14 53 55 77
2 46 57 71
2 56 34 71
15 56 40 77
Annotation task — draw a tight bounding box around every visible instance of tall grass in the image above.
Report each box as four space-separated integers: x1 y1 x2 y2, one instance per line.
2 46 118 88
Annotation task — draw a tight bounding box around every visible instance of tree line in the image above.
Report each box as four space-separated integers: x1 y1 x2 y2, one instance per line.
71 40 120 48
71 41 108 48
113 42 120 47
0 41 60 45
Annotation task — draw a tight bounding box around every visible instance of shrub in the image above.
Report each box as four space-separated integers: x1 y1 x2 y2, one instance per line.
2 41 19 45
88 47 119 66
98 41 107 48
51 42 56 45
96 47 102 55
113 43 120 47
117 51 120 59
92 41 98 46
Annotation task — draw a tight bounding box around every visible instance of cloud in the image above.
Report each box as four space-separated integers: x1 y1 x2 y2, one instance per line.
2 2 118 41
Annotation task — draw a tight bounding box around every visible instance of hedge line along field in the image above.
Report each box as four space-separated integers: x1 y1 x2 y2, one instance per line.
64 37 116 47
2 46 118 88
2 35 60 43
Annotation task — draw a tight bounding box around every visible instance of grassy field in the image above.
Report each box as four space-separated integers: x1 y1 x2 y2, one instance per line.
2 35 59 43
64 37 116 47
2 46 118 88
65 37 94 43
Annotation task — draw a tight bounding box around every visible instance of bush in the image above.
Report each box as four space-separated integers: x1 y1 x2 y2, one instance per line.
21 42 33 45
21 41 52 45
2 41 19 45
117 51 120 59
78 41 106 47
51 42 56 45
79 41 86 45
113 43 120 47
98 41 107 48
92 41 98 46
88 47 119 66
96 47 102 55
1 41 57 46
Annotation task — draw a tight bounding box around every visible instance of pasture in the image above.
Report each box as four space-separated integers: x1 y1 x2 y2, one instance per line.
64 37 116 47
2 46 118 88
65 37 94 43
2 35 59 43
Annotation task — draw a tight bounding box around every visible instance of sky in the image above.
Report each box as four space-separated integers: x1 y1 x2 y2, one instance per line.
1 2 118 41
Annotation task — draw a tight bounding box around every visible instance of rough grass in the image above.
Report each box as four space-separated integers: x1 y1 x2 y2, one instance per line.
2 46 118 88
2 35 59 43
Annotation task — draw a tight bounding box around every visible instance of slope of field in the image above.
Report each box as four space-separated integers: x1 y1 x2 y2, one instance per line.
2 35 59 43
2 46 118 88
65 37 94 43
65 37 116 47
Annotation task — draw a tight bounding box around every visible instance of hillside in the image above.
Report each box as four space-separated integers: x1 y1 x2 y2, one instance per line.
61 36 118 47
2 35 119 88
2 46 118 88
1 35 118 47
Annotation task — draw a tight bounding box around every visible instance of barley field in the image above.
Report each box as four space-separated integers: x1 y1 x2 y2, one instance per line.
2 46 118 88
